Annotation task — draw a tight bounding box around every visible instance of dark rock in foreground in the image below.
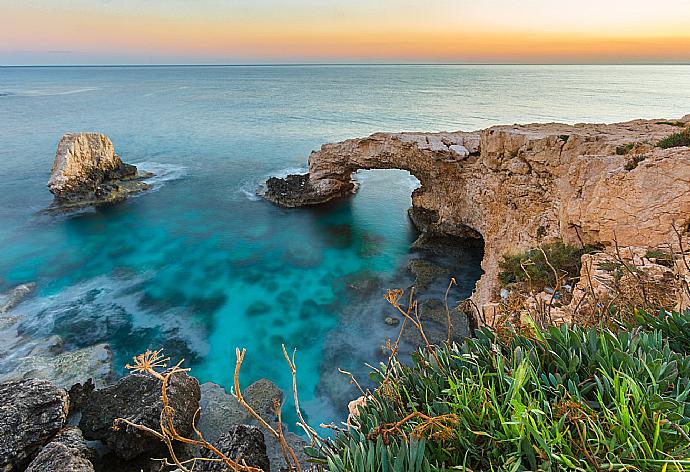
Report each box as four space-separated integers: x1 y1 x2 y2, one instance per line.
47 133 152 211
263 173 354 208
26 426 95 472
79 371 200 460
0 379 69 471
197 424 270 472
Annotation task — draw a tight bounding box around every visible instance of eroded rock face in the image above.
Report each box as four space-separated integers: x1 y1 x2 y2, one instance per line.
47 133 151 208
79 371 200 460
25 426 95 472
0 379 69 471
197 425 270 472
264 117 690 309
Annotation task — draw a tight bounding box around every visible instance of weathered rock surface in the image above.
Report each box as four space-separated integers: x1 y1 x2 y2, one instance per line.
47 133 151 209
264 173 354 207
264 117 690 311
79 371 200 460
26 426 95 472
197 425 271 472
196 380 306 472
0 379 69 471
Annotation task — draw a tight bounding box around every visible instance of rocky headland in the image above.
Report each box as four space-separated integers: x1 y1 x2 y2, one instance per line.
47 133 152 211
264 116 690 319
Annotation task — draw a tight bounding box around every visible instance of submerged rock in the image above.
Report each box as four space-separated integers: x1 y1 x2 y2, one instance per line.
0 379 69 471
79 371 200 460
0 282 36 313
7 342 113 389
197 425 270 472
407 259 449 292
26 426 95 472
47 133 152 210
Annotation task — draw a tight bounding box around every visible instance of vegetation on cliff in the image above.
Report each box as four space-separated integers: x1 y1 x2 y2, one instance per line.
497 241 600 292
657 127 690 149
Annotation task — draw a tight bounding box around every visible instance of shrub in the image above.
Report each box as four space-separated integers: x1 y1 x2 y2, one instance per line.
324 313 690 471
498 241 600 290
657 128 690 149
624 154 646 171
645 249 674 268
656 121 687 127
616 143 635 155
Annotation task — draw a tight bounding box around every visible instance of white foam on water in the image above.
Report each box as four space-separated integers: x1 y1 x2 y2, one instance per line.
136 161 188 191
0 274 209 376
19 87 100 97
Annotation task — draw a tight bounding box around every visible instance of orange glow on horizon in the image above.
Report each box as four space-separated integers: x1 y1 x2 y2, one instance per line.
2 2 690 64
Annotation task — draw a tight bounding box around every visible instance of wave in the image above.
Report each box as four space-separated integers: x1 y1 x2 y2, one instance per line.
135 161 187 192
19 87 100 97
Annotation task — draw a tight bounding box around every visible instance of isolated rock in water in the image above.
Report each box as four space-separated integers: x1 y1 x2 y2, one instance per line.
263 173 354 207
197 425 270 472
26 426 95 472
0 282 36 313
79 371 200 460
0 379 69 471
47 133 151 207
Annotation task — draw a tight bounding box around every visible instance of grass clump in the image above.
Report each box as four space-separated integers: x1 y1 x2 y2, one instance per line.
615 142 635 155
624 154 646 171
657 128 690 149
656 121 687 127
645 249 675 268
326 311 690 471
498 241 599 290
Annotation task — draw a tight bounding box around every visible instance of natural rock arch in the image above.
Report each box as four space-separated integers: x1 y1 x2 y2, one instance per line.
265 117 690 311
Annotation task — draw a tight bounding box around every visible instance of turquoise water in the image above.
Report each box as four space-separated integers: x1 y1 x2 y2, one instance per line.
1 65 689 428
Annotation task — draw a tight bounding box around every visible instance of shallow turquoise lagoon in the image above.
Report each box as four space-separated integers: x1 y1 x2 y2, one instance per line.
1 65 689 427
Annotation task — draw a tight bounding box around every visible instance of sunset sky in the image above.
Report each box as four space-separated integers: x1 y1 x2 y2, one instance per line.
3 0 690 64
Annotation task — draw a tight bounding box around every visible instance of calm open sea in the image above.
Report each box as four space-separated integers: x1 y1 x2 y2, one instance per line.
1 65 689 427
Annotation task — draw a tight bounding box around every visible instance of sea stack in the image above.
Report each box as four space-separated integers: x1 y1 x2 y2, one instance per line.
47 133 151 209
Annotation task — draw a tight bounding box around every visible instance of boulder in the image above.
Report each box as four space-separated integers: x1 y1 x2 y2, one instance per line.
25 426 95 472
197 382 248 443
79 371 200 460
197 425 270 472
0 379 69 471
47 133 151 208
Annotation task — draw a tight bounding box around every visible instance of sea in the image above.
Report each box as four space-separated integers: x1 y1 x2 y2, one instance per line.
1 64 689 428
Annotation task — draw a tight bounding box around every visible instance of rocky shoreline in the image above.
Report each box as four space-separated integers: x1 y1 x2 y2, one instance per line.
0 372 306 471
263 116 690 317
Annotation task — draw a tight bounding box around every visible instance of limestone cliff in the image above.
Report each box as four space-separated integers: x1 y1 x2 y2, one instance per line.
48 133 151 209
264 116 690 309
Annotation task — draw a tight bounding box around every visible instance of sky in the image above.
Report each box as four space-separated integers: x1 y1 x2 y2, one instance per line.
2 0 690 65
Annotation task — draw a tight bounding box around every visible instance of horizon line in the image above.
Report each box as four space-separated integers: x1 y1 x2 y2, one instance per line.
2 61 690 68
